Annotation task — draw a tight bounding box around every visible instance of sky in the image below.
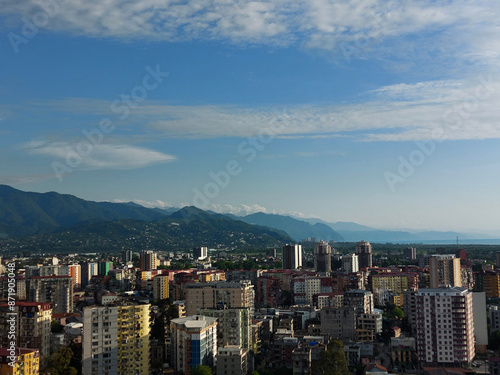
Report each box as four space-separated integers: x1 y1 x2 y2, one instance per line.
1 0 500 234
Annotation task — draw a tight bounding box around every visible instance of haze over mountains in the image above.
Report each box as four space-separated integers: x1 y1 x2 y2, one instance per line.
0 185 495 245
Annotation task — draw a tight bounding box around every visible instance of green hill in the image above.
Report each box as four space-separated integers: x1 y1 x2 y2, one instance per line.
0 185 166 238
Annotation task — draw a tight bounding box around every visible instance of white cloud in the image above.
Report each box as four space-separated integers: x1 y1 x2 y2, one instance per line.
178 202 268 215
112 199 175 209
40 74 500 142
2 0 500 65
0 174 57 185
23 141 176 170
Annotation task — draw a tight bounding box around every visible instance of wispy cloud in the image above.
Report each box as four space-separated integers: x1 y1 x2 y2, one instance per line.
0 174 57 185
2 0 500 66
22 140 176 170
31 75 500 142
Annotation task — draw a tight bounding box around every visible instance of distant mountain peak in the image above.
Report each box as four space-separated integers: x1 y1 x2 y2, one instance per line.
169 206 213 220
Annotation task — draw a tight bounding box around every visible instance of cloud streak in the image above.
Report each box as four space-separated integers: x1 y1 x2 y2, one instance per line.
33 75 500 142
23 141 176 170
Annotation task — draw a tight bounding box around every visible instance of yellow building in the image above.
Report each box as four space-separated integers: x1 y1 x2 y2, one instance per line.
370 274 409 294
152 274 170 300
117 303 150 375
483 272 500 298
83 301 151 375
391 293 404 307
429 255 461 288
0 348 40 375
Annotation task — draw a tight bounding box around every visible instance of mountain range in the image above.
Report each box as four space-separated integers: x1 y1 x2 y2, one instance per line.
0 185 495 248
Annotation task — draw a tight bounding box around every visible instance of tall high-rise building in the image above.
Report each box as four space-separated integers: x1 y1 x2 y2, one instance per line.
496 251 500 269
416 287 475 365
82 301 151 375
28 275 73 314
199 307 251 349
314 241 331 273
481 270 500 298
98 261 113 276
0 276 26 300
60 264 81 288
355 241 373 269
140 250 157 271
429 255 461 288
82 305 118 375
0 301 52 357
342 254 359 273
170 315 218 375
185 281 255 316
152 274 170 300
193 246 208 260
282 244 302 270
122 249 133 263
81 262 99 287
39 265 59 276
403 247 417 260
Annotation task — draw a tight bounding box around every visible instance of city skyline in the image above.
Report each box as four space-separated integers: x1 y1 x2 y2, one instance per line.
2 1 500 234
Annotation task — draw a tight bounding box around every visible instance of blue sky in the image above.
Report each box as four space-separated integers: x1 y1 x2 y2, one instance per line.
1 0 500 233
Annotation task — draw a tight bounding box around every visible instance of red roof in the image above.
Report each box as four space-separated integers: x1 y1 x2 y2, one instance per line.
0 301 51 309
0 347 39 357
31 275 71 279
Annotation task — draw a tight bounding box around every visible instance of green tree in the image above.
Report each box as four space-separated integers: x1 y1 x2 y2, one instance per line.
42 347 78 375
390 306 404 319
51 319 64 333
192 365 213 375
311 340 350 375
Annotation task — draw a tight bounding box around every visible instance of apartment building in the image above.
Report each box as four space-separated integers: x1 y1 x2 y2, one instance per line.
28 275 73 314
416 287 475 365
0 301 52 357
170 315 218 375
184 281 254 316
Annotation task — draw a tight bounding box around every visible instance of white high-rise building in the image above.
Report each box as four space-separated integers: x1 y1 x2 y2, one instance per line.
193 246 208 260
82 306 119 375
342 254 359 273
282 244 302 270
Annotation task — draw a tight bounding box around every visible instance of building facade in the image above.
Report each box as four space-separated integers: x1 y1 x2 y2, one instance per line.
170 315 218 375
342 254 359 274
0 302 52 357
0 348 40 375
415 287 475 365
82 301 151 375
355 241 373 269
28 275 73 314
140 250 157 271
282 244 302 270
216 345 249 375
152 274 170 300
199 308 251 349
314 241 331 273
185 281 255 316
429 255 461 288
